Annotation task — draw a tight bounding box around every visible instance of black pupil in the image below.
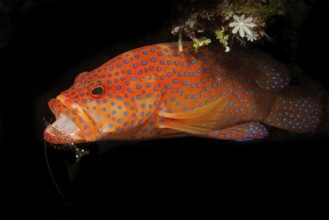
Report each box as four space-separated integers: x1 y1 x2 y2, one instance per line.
92 86 104 95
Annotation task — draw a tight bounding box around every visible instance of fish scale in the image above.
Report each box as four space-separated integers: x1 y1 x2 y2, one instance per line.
44 42 322 144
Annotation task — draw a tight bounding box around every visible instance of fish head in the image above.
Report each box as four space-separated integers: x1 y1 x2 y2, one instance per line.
44 70 143 144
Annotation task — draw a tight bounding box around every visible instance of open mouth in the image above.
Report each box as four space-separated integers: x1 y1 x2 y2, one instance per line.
44 113 84 144
44 96 95 144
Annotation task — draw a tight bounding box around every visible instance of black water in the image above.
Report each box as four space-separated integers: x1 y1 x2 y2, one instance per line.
0 0 328 218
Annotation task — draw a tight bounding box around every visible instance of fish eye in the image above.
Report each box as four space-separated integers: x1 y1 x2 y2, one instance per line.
92 86 104 95
89 83 107 98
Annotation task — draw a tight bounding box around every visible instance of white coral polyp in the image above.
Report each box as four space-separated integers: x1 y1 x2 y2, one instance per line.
229 14 256 38
246 31 259 42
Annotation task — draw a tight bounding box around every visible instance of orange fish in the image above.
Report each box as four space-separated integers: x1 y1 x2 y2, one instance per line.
44 42 322 144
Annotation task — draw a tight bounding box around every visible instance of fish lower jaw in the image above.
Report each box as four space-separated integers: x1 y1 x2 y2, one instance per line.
44 113 84 144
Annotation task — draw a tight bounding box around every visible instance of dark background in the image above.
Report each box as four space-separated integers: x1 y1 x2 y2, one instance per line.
0 0 328 218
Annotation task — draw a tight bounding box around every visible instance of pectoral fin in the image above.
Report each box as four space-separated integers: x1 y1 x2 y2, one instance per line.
158 97 227 136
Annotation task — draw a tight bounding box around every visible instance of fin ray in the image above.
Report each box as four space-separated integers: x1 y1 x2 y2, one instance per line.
158 97 227 135
158 97 226 119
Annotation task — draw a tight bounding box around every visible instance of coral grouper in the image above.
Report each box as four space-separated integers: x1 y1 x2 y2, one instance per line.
44 42 322 144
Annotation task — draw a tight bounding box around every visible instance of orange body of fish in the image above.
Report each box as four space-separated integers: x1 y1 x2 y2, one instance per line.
44 42 322 144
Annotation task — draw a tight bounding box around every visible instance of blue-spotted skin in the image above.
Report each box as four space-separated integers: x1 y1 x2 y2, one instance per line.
44 42 322 144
